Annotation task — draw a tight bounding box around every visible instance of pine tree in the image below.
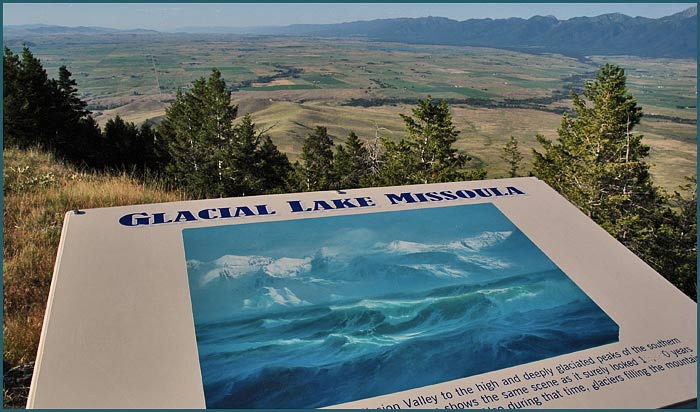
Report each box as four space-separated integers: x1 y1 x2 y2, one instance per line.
532 64 660 257
344 132 371 188
103 115 140 168
3 47 23 148
225 114 263 196
403 96 462 183
501 136 523 177
158 69 237 198
296 126 335 191
223 114 291 196
378 138 419 186
52 65 98 157
380 96 485 185
332 144 352 189
644 178 697 300
57 66 88 118
101 115 164 172
3 47 52 148
332 132 370 189
3 47 101 160
139 121 170 173
256 135 292 194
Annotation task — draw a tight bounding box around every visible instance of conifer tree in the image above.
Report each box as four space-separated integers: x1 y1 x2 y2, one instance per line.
644 178 697 300
101 116 164 172
296 126 335 191
103 115 140 168
380 96 485 185
256 135 293 194
378 138 418 186
225 114 262 195
3 47 23 148
501 136 523 177
57 66 88 118
138 121 170 173
344 132 371 188
3 47 101 159
332 144 352 190
158 69 237 198
158 71 291 198
532 64 660 257
51 66 96 156
3 47 53 148
223 114 291 196
332 132 370 189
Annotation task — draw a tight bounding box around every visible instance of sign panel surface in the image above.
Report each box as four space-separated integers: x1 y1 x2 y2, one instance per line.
184 203 619 408
28 178 696 409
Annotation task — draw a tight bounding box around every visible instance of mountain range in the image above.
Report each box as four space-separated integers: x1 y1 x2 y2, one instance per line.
3 24 159 37
4 7 696 59
255 6 697 59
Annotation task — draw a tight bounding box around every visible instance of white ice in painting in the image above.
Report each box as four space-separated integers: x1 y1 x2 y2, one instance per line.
199 255 270 286
386 231 513 270
242 287 310 309
263 257 312 278
386 231 512 254
196 255 312 286
192 231 516 287
456 255 511 270
456 231 512 251
404 264 463 278
188 230 519 318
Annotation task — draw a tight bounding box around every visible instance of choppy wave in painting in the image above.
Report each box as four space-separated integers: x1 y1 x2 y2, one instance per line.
183 204 618 408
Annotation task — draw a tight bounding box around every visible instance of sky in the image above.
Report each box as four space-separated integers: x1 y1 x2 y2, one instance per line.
3 3 695 31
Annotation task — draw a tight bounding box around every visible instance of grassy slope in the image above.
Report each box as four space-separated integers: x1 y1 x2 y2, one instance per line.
236 99 696 191
2 148 184 378
15 36 693 192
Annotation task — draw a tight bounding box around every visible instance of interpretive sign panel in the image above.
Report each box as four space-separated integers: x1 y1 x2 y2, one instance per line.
28 178 696 408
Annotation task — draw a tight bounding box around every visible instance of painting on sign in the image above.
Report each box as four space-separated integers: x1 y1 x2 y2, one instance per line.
183 203 619 408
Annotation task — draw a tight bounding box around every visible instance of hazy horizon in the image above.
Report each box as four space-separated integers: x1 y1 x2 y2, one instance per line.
3 3 695 32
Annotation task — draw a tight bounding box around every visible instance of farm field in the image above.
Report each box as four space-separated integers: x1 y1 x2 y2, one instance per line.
5 33 696 192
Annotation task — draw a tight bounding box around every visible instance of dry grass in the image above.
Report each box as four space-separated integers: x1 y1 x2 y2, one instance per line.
243 100 695 190
2 148 184 371
93 98 170 127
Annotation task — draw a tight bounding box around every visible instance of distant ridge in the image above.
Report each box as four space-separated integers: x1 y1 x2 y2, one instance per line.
3 24 160 37
4 7 696 59
256 6 697 59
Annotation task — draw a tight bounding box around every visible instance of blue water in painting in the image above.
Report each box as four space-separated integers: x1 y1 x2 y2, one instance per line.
182 203 619 408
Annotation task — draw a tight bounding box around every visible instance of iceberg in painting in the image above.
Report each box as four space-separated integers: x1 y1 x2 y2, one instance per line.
183 203 618 408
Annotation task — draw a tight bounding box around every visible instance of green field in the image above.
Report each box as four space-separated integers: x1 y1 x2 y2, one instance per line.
4 34 696 192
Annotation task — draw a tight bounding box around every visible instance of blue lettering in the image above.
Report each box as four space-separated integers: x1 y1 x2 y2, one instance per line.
332 198 358 208
174 211 197 223
234 206 256 217
425 192 443 201
119 212 150 227
218 207 233 218
385 193 417 205
489 187 505 196
356 197 375 207
414 193 429 202
507 186 526 195
255 205 276 215
313 200 334 211
440 190 458 200
288 200 305 212
455 190 477 199
198 209 218 220
152 212 172 225
474 188 492 197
